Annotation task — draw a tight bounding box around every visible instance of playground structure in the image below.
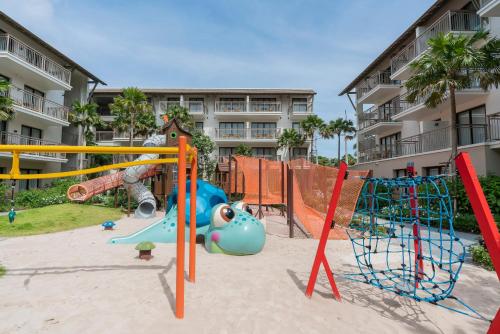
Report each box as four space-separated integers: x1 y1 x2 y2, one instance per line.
224 155 369 239
305 153 500 334
0 139 197 319
67 119 193 217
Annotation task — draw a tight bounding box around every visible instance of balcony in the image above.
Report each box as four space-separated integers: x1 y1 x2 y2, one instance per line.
95 131 146 144
215 101 282 119
394 85 487 121
7 85 70 125
356 71 400 105
358 105 402 135
187 100 205 119
358 124 492 163
0 131 66 161
478 0 500 17
290 101 313 119
0 34 72 90
214 127 281 142
391 11 481 80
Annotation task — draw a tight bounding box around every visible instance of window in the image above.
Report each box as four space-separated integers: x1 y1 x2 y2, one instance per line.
95 96 114 116
424 166 445 176
394 169 407 178
292 147 308 158
457 105 486 146
18 169 41 190
188 98 204 113
379 132 401 158
21 125 42 144
219 97 245 112
23 85 44 111
251 122 276 138
219 147 235 157
219 122 244 138
292 122 301 130
252 147 276 159
160 97 181 112
379 98 399 121
251 98 278 112
292 98 308 113
195 122 204 131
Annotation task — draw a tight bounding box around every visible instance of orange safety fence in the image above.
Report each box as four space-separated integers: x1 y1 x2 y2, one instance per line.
67 166 158 202
229 156 369 239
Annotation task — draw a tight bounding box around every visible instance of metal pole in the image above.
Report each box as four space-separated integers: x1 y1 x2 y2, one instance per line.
288 167 294 238
188 148 198 283
280 161 285 216
228 155 232 202
234 158 238 195
176 136 187 319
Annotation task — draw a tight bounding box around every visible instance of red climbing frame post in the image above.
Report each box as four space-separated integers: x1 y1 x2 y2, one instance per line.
407 162 424 287
305 161 347 301
455 152 500 334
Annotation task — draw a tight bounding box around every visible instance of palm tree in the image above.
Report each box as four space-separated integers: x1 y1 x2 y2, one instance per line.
324 118 345 165
278 128 305 160
162 104 194 131
109 87 153 150
341 119 356 164
405 31 500 171
300 114 324 163
0 79 14 121
344 134 355 164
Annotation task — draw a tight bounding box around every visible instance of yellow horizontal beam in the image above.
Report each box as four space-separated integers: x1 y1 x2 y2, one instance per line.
0 158 178 180
0 145 181 155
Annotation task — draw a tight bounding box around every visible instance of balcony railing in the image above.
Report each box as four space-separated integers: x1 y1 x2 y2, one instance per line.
215 101 246 113
249 102 281 113
356 71 399 100
0 131 65 159
8 85 70 122
358 105 401 130
188 101 204 114
391 11 481 74
95 131 146 141
358 124 495 163
0 34 71 85
291 102 311 114
215 127 281 140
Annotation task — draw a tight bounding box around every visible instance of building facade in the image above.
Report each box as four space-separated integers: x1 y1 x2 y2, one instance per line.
340 0 500 177
0 11 104 189
92 88 315 161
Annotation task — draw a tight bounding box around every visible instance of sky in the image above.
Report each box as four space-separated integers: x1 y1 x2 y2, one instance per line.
0 0 435 157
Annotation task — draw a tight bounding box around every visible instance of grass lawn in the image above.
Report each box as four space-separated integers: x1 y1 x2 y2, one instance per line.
0 203 123 237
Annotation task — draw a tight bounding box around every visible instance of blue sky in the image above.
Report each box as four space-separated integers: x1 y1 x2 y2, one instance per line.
0 0 435 157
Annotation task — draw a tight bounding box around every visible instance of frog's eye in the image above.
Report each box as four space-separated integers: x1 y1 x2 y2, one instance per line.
213 205 235 228
234 201 253 215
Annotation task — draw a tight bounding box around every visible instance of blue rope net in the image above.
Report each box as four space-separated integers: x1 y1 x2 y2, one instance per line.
347 176 465 303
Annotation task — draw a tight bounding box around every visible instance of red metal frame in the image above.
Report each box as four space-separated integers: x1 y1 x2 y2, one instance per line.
455 152 500 334
407 163 424 287
305 162 347 300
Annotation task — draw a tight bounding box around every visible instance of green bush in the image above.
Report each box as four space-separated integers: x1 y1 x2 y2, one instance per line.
14 178 79 209
470 244 494 271
450 175 500 216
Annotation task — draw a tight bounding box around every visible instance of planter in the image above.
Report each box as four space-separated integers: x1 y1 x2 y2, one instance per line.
138 249 153 260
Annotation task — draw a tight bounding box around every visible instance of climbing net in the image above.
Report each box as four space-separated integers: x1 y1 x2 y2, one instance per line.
347 176 465 303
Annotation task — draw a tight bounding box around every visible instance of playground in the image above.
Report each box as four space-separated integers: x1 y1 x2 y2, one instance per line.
0 124 499 334
0 213 497 333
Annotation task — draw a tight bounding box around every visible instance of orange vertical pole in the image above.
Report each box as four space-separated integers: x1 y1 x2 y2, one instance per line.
176 136 187 319
189 148 198 283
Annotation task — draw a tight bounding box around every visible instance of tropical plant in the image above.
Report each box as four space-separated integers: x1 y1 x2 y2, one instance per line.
70 102 103 146
341 120 356 163
300 115 324 163
0 79 14 121
278 128 305 160
162 105 194 131
192 130 216 180
405 31 500 171
109 87 154 154
234 144 253 157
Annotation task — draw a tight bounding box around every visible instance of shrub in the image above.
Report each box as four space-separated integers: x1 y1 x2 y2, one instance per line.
14 177 79 209
470 244 494 271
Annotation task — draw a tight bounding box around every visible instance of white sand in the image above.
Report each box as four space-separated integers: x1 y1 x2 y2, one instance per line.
0 212 498 334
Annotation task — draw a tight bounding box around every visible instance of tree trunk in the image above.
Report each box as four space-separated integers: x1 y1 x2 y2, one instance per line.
449 86 458 173
337 134 341 166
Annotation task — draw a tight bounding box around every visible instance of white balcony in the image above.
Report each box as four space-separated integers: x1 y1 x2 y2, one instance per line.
7 85 70 126
478 0 500 17
356 71 400 105
95 130 146 144
0 131 66 162
187 100 205 119
357 105 402 135
391 11 481 81
212 127 281 143
0 34 72 91
394 87 487 121
290 102 313 119
215 101 282 119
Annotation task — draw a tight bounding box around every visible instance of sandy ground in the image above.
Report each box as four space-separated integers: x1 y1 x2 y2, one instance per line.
0 212 498 334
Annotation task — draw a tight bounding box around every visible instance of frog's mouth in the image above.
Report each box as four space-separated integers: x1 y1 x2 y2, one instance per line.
210 240 247 256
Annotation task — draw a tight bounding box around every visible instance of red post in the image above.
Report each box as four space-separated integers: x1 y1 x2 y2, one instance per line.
455 152 500 334
228 155 232 201
176 136 187 319
407 163 424 287
257 158 263 218
189 148 197 283
305 162 348 301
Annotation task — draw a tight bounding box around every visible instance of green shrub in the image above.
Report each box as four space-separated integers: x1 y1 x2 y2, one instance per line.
470 244 494 271
14 178 79 209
